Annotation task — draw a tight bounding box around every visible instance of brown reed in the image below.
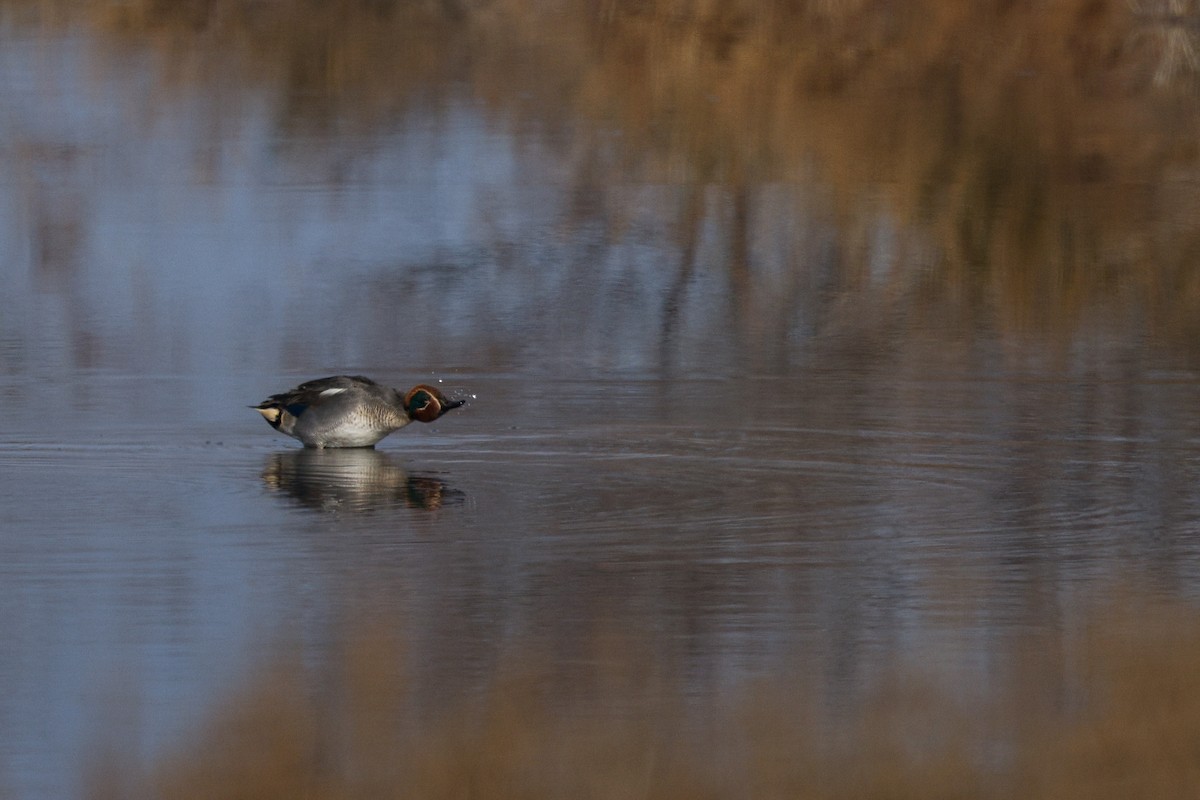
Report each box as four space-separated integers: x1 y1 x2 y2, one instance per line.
87 596 1200 800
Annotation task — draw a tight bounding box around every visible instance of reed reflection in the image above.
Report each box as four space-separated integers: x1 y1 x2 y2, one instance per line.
261 449 463 513
15 0 1197 346
5 1 1200 379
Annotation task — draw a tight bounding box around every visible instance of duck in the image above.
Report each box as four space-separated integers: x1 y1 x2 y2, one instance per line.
252 375 464 448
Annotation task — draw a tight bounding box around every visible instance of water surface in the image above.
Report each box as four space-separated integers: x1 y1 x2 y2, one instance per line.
2 20 1200 799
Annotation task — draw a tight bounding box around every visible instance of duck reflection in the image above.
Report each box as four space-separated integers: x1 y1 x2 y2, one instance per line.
261 448 463 512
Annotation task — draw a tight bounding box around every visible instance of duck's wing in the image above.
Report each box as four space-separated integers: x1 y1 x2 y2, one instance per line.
258 375 377 416
293 375 378 394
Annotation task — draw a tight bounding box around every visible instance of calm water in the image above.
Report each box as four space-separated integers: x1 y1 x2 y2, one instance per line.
3 25 1200 799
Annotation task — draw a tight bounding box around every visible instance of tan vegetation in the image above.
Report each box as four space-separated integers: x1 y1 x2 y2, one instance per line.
8 0 1200 339
559 0 1200 336
88 597 1200 799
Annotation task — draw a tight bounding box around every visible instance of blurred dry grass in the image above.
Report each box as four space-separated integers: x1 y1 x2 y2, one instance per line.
87 597 1200 800
8 0 1200 337
559 0 1200 337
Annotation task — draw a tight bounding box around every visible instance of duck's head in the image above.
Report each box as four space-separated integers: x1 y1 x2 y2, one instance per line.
403 384 466 423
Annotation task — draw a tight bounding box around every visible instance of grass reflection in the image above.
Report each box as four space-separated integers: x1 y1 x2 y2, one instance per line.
8 1 1200 344
89 596 1200 799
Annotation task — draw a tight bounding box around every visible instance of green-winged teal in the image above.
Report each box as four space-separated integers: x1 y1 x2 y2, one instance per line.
252 375 464 448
